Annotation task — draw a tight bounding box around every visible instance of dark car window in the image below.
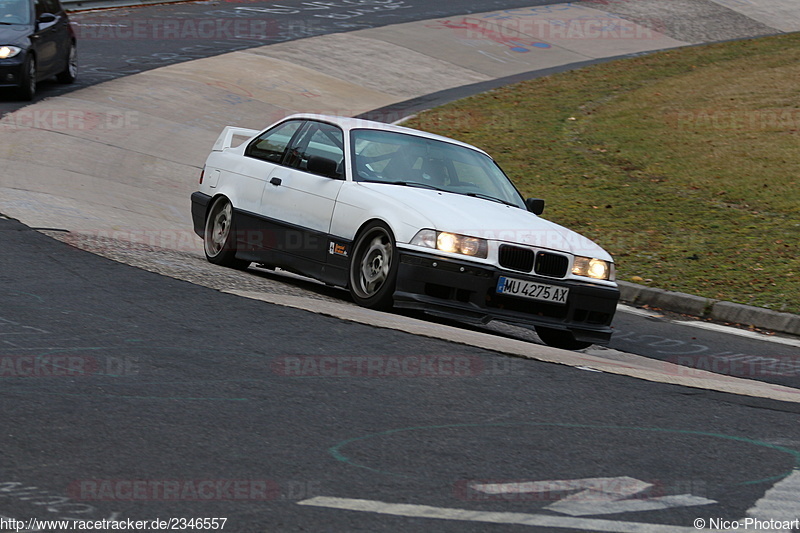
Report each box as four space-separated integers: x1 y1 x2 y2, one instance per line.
245 120 303 164
42 0 59 13
284 121 344 179
34 0 60 17
1 0 32 24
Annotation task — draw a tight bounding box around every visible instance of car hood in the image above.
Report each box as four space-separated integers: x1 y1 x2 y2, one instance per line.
0 24 31 47
358 183 613 261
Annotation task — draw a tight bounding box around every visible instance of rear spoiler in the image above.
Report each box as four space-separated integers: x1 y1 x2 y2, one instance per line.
212 126 260 152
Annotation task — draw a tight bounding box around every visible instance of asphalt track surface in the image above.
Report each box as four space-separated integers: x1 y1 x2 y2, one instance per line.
1 0 800 529
2 215 800 531
1 0 797 391
0 0 560 109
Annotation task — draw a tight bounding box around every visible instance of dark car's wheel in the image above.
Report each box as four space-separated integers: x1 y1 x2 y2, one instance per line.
203 197 249 269
349 221 398 310
535 326 593 351
17 55 36 101
56 43 78 84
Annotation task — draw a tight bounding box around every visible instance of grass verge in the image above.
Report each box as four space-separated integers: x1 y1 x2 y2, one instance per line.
403 33 800 314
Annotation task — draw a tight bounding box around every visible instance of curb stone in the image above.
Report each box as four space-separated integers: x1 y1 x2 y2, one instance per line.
711 300 800 336
618 281 800 336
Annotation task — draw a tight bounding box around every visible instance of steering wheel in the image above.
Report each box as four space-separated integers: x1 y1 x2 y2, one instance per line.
355 159 380 181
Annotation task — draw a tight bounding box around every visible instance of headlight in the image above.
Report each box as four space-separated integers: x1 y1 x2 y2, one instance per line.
572 256 614 281
410 229 488 259
0 46 22 60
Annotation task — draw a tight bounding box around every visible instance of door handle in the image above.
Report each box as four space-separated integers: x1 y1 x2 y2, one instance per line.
269 177 282 186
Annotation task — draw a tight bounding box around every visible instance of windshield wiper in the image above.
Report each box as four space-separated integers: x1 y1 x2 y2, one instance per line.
463 192 517 207
360 179 446 192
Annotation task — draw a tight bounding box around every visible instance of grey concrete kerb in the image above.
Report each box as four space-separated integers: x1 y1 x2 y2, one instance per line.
618 282 800 336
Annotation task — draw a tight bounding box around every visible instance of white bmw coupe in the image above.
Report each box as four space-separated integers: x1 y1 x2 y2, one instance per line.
191 114 619 349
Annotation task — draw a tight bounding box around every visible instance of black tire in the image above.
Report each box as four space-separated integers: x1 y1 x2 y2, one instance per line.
56 43 78 84
203 197 249 269
535 326 593 351
17 54 36 101
348 221 398 310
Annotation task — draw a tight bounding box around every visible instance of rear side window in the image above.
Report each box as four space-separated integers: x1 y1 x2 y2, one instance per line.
245 120 303 163
285 121 344 178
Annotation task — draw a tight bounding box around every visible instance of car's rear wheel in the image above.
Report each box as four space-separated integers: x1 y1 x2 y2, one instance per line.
17 55 36 101
349 221 397 310
57 43 78 84
204 197 249 269
535 326 592 351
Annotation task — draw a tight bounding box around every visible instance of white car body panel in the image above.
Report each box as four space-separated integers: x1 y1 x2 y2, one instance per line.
341 183 612 261
329 182 434 245
262 165 344 235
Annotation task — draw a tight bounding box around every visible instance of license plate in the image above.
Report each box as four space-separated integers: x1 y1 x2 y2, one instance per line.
496 276 569 304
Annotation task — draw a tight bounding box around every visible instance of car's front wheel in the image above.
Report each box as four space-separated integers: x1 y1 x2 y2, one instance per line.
203 197 249 269
349 221 398 310
17 54 36 101
535 326 592 351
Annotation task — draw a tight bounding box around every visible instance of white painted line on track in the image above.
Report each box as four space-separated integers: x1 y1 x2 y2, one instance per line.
617 305 666 319
548 494 716 518
469 477 715 517
617 305 800 348
297 496 718 532
744 469 800 523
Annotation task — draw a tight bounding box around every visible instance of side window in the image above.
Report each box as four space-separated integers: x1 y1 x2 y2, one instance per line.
33 0 45 18
285 121 344 179
42 0 59 13
245 120 303 164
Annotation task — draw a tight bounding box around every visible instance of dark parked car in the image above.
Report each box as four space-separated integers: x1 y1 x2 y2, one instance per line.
0 0 76 100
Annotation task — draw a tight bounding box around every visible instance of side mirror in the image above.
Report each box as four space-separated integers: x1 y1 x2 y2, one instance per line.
525 198 545 215
307 155 341 179
38 12 57 24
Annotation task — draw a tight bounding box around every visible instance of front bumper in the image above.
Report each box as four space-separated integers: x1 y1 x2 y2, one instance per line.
394 250 620 345
0 59 25 88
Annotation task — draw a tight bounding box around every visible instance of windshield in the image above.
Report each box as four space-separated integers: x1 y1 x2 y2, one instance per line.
350 129 526 209
0 0 30 24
